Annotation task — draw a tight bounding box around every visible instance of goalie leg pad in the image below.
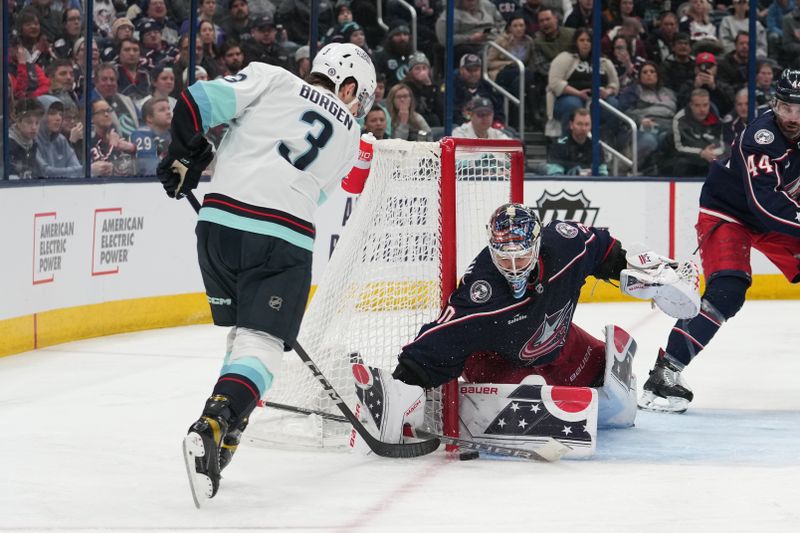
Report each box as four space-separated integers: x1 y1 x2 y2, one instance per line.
352 364 425 446
596 325 637 428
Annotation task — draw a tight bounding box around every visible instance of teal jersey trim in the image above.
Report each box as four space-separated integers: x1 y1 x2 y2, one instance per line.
199 207 315 251
188 82 237 130
220 356 274 397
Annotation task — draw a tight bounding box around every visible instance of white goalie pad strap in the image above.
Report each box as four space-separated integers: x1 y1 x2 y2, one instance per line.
597 325 637 429
458 377 598 458
620 259 701 319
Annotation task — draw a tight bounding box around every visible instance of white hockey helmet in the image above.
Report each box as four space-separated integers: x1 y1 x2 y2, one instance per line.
311 43 377 118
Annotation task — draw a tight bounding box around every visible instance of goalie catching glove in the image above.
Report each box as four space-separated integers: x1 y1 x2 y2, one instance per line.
157 133 214 200
620 249 701 319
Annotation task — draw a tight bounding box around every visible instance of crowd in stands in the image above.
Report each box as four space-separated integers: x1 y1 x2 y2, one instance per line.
2 0 789 180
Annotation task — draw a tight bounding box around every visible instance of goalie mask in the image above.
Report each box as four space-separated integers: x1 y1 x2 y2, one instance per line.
487 203 542 299
311 43 377 118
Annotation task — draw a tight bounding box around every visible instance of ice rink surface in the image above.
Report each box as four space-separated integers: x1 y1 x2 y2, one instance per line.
2 301 799 533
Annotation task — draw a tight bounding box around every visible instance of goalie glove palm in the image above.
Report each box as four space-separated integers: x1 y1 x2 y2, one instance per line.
620 250 701 319
158 134 214 199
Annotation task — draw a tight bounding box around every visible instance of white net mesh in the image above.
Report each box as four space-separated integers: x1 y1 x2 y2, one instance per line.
246 139 520 449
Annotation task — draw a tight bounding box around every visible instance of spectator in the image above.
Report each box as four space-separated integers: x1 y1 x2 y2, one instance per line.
180 0 227 47
782 7 800 67
183 66 210 84
374 25 414 90
100 17 136 64
755 59 777 112
341 22 373 58
138 0 180 46
220 0 253 43
139 18 178 72
720 0 767 56
680 0 723 55
386 0 442 62
452 96 511 139
363 106 390 140
619 61 678 172
241 15 291 70
53 7 83 60
93 0 115 38
723 88 749 146
602 0 635 30
323 0 355 43
453 53 505 125
35 98 83 178
247 0 278 18
199 19 224 71
645 11 679 64
487 13 541 123
276 0 335 45
717 31 753 91
403 52 443 128
665 88 724 177
546 107 607 176
9 40 51 100
677 52 735 118
93 63 140 139
16 7 54 70
60 105 84 164
350 0 385 49
89 98 137 176
385 83 431 141
174 35 219 95
521 0 542 36
72 37 99 98
220 41 246 77
547 27 620 135
28 0 62 43
609 34 645 90
435 0 505 59
565 0 594 31
117 38 150 101
662 33 696 93
490 0 523 23
8 98 45 180
533 8 575 78
137 64 177 110
767 0 795 58
131 97 173 176
600 16 646 59
44 58 78 110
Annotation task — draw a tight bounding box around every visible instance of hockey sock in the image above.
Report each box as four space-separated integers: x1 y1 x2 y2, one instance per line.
665 275 748 366
212 373 260 425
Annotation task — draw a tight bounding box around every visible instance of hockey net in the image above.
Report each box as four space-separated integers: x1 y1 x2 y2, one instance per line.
246 137 524 449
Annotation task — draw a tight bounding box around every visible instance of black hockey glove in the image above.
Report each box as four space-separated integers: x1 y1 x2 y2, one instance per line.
157 134 214 199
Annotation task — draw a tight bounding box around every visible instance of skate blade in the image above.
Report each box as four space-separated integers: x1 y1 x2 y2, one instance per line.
638 391 689 414
182 432 214 509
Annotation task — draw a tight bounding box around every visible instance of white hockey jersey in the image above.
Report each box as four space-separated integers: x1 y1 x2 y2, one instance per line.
189 62 361 251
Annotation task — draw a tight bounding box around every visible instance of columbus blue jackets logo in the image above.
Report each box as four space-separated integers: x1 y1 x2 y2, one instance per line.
469 280 492 303
535 190 599 226
518 301 574 362
555 222 578 239
754 129 774 145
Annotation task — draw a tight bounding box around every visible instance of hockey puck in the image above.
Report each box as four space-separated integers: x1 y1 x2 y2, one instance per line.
459 451 480 461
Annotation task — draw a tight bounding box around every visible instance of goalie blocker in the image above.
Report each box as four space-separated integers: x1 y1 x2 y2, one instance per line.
350 325 637 459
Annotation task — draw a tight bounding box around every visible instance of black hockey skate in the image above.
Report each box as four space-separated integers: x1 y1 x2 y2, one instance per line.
219 416 248 471
182 395 233 508
638 349 693 414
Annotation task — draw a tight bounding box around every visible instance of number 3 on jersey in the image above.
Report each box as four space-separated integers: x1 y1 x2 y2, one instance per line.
278 111 334 171
746 154 775 177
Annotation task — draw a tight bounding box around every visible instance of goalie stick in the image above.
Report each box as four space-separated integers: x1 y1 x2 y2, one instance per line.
261 397 569 462
184 192 440 459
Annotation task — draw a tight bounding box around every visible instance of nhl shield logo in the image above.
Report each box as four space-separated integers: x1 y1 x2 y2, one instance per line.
535 190 599 226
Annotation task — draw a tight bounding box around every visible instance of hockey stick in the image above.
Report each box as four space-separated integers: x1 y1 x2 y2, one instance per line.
183 192 440 458
261 397 569 462
414 429 569 463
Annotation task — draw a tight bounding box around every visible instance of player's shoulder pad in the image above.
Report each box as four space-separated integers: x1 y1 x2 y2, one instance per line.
539 220 591 273
740 112 791 158
453 248 512 309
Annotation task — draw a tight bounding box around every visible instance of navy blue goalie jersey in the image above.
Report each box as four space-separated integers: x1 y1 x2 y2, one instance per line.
398 221 617 388
701 110 800 237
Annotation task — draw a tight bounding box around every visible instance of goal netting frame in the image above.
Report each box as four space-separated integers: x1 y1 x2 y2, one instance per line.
246 137 524 449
